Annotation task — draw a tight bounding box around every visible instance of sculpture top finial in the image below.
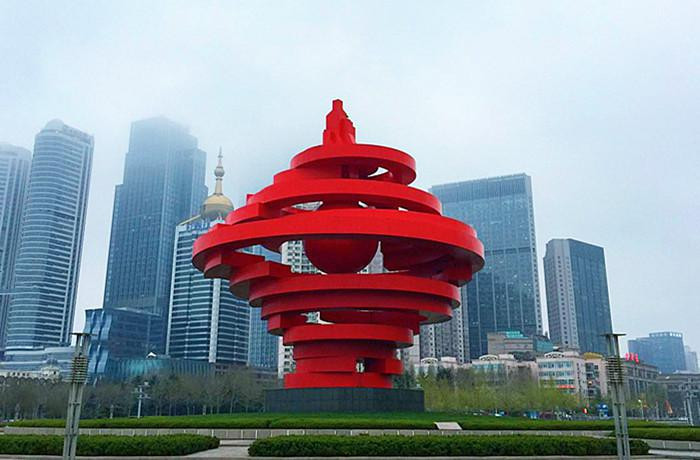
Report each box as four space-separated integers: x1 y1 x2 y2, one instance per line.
323 99 356 145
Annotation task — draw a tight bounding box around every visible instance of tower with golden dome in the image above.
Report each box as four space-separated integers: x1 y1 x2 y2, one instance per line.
200 148 234 221
166 150 247 365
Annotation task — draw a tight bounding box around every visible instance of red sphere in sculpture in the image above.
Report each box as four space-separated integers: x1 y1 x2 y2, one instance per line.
304 237 378 274
304 202 379 273
192 99 484 390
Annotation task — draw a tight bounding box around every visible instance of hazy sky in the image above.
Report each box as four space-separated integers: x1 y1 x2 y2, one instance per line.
1 1 698 353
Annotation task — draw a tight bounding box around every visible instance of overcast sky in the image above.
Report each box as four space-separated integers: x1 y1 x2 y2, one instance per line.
1 1 698 353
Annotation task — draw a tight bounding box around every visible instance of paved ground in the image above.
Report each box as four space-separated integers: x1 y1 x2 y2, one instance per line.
649 450 700 459
187 440 251 458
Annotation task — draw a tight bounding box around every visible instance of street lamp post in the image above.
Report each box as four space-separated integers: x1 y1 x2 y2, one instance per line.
62 333 91 460
604 333 630 460
134 382 150 419
681 378 696 426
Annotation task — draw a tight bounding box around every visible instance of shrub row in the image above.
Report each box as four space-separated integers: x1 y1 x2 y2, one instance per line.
9 414 272 429
456 418 664 431
0 434 219 456
248 434 650 457
627 428 700 442
8 413 666 430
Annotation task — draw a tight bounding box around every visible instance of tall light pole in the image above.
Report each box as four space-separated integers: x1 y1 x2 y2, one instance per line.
681 378 696 426
62 333 90 460
134 382 150 419
604 333 630 460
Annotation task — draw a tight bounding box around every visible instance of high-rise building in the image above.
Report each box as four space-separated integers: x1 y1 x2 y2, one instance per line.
543 239 613 355
5 120 93 350
420 305 465 363
428 174 542 360
247 245 281 371
628 332 687 374
84 307 162 380
277 234 320 377
103 117 206 352
685 346 699 373
0 143 31 349
166 152 249 365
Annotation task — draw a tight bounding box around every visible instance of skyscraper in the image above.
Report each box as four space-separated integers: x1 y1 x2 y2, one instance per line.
84 307 162 380
247 245 281 371
628 332 687 374
5 120 93 350
420 302 465 363
684 346 699 373
277 234 320 377
543 239 613 354
103 117 206 352
429 174 542 360
0 143 31 349
166 152 249 365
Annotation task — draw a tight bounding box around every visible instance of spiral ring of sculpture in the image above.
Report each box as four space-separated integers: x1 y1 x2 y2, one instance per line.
193 101 484 389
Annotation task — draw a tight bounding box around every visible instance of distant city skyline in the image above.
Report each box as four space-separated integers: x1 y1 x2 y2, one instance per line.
1 2 698 353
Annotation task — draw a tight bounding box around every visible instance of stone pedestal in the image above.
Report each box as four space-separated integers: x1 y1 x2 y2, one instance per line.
264 387 424 413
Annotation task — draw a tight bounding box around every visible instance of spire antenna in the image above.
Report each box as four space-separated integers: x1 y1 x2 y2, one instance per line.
214 147 225 194
200 146 234 219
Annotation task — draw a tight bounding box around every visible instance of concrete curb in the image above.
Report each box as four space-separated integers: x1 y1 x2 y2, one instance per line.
2 426 611 439
0 456 661 460
640 438 700 452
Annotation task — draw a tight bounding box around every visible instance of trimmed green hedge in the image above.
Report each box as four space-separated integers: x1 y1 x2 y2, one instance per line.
8 413 667 430
248 435 650 457
627 428 700 442
0 434 219 456
455 418 663 431
267 417 436 429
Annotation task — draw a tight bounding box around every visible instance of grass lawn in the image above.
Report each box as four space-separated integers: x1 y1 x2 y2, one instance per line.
8 412 671 430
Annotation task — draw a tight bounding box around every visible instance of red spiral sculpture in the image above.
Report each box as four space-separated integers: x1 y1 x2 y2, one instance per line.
193 100 484 389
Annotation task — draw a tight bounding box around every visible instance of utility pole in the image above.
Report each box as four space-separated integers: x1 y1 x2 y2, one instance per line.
604 333 630 460
134 382 150 419
682 378 696 426
62 333 90 460
0 380 9 420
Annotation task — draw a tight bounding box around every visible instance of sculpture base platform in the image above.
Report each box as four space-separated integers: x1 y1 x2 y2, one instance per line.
264 387 424 413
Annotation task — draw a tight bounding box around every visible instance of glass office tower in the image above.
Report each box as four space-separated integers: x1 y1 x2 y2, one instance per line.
167 220 250 364
430 174 542 360
247 245 281 371
84 307 162 380
0 144 31 349
628 332 687 374
6 120 93 350
544 239 613 354
166 152 250 365
103 117 206 352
